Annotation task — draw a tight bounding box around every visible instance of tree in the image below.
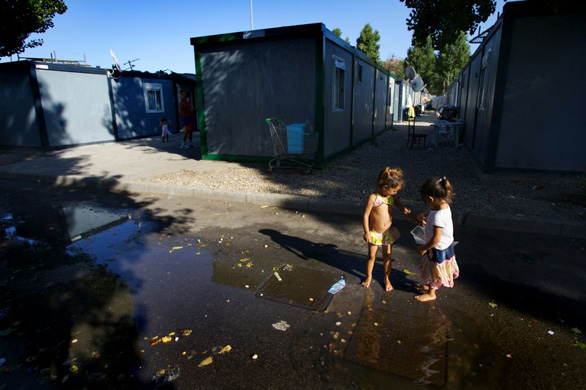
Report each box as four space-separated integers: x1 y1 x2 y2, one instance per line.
0 0 68 58
332 27 343 38
383 55 406 79
356 23 381 62
400 0 495 49
405 36 441 95
436 31 470 93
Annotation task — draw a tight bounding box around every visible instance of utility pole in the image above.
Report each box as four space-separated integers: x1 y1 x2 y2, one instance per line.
250 0 254 30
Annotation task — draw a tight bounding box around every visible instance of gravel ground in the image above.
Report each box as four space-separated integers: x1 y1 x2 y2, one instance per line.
146 113 585 221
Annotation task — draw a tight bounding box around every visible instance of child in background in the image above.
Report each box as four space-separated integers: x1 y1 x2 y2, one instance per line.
363 167 420 291
160 118 172 143
416 176 460 302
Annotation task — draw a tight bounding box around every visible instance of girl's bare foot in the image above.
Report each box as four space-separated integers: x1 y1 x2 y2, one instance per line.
384 279 394 291
361 277 372 288
415 292 436 302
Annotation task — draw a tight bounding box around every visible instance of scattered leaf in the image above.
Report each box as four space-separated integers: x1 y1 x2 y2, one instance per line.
403 269 416 275
488 302 498 308
219 345 232 354
169 246 184 253
198 356 213 367
576 341 586 350
571 327 582 334
69 365 79 373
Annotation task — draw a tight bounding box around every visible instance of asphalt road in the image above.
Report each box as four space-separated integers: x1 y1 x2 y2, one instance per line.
1 180 585 389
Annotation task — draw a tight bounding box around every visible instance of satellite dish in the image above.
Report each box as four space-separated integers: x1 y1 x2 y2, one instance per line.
108 49 122 79
411 75 425 92
404 66 417 81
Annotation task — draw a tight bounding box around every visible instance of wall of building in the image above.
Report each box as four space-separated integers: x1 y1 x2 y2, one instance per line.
200 38 316 158
495 14 586 171
112 76 175 140
373 69 389 133
352 58 375 144
324 40 353 158
0 65 41 147
36 68 115 147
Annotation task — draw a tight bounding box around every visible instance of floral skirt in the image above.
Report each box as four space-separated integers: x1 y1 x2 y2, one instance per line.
419 245 459 289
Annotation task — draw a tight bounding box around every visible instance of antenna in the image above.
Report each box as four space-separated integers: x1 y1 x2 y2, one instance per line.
411 75 425 92
404 66 417 81
108 49 122 80
124 58 140 71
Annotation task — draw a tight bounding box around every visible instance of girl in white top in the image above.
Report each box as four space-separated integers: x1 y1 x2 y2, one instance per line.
416 176 459 302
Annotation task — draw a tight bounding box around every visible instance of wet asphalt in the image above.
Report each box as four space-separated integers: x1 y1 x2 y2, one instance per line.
0 180 585 390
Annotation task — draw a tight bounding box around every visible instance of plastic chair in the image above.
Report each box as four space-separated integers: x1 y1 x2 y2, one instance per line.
406 114 427 149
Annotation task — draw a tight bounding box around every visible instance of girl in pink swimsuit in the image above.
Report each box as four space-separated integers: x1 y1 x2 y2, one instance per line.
362 167 421 291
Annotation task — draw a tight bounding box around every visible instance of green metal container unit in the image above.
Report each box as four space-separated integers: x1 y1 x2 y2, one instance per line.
190 23 394 167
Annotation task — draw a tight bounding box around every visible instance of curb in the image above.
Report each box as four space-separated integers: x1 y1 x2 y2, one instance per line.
1 171 585 239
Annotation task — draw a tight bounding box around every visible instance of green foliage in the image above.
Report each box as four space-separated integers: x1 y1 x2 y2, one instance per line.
383 55 406 79
356 23 381 62
400 0 495 49
0 0 68 57
404 32 469 95
344 36 350 44
332 27 343 38
436 31 470 92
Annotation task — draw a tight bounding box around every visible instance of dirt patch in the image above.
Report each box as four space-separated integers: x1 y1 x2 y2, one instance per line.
144 114 586 221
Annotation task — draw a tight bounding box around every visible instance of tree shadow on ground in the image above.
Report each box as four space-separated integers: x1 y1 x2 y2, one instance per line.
0 182 190 389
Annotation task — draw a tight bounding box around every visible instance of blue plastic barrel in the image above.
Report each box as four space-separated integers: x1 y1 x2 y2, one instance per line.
286 123 305 154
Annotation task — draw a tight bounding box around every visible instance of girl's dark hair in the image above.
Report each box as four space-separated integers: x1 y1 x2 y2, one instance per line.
377 167 405 192
161 117 167 122
420 176 454 203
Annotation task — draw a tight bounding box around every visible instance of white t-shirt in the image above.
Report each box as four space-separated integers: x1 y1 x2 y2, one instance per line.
424 206 454 250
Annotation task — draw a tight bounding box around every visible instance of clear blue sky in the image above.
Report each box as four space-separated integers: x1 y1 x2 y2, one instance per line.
2 0 506 74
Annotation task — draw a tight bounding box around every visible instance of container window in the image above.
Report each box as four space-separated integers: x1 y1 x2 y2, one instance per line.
333 56 345 111
144 83 164 113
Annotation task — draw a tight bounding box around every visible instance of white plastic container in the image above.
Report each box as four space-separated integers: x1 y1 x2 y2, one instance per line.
411 226 426 245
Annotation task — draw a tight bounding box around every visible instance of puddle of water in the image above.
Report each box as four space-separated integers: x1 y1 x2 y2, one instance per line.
1 201 132 244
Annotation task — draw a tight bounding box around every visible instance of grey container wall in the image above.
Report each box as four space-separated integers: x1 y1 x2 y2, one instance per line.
454 1 586 173
0 63 42 147
198 38 316 158
0 61 190 149
494 12 586 171
191 23 393 166
36 67 115 146
112 76 176 140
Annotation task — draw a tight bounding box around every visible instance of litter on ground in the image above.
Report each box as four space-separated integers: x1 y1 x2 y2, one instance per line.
272 320 290 331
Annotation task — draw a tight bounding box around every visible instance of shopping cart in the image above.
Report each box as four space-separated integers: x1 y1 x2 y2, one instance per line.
265 117 318 173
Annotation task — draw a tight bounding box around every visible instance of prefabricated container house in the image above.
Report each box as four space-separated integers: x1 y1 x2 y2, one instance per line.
190 23 394 166
451 1 586 173
0 60 196 148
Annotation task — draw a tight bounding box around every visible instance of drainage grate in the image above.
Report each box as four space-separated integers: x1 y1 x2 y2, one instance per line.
256 265 341 311
345 309 448 386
